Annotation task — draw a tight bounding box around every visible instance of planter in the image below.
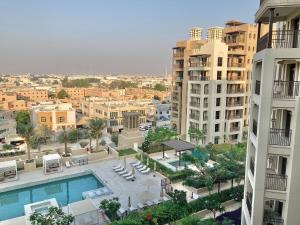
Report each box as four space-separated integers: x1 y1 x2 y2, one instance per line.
24 161 36 172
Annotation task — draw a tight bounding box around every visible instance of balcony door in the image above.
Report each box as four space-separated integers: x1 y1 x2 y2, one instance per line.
293 17 299 48
281 157 287 176
288 64 296 96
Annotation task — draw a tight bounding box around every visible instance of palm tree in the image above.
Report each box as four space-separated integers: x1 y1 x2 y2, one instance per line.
188 127 206 145
18 123 34 161
89 118 106 152
62 126 68 156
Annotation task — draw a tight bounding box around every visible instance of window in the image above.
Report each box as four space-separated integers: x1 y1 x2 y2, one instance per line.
214 136 219 144
217 57 223 67
215 124 220 132
216 98 221 107
217 71 222 80
215 111 220 120
41 117 46 122
249 33 252 38
58 117 64 123
217 85 222 94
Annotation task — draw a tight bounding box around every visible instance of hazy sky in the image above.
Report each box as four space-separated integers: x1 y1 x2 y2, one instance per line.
0 0 259 75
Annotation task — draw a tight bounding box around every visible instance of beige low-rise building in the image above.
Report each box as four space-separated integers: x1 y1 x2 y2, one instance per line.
17 88 48 102
31 103 76 131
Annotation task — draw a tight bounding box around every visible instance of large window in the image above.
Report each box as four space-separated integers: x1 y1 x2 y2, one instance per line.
217 57 223 67
41 116 46 122
58 117 65 123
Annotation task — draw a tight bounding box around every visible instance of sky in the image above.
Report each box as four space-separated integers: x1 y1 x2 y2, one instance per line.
0 0 260 75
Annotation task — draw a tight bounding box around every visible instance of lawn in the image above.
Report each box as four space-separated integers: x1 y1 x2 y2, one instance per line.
118 148 137 156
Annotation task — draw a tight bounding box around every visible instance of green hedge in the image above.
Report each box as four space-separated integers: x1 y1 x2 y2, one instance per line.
119 148 137 156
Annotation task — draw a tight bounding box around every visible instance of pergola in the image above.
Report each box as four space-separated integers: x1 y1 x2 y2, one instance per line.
0 160 17 182
43 154 63 174
161 140 195 166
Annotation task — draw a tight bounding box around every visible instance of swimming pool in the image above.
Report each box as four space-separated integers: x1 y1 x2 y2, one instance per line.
168 160 191 167
0 173 103 221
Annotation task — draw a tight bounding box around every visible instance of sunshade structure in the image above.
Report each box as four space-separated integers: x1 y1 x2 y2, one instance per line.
0 160 17 182
68 199 100 225
43 154 63 174
161 140 195 166
71 154 88 166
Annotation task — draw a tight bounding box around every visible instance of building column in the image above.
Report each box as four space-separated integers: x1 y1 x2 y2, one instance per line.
268 8 275 48
257 22 262 50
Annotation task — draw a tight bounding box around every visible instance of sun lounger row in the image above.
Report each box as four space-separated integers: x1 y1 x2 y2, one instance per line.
130 161 151 174
112 164 135 181
82 187 112 199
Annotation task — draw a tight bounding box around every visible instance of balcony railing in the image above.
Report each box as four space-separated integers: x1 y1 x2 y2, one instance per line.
250 158 255 176
252 120 258 136
255 80 261 95
191 89 201 94
230 126 240 132
227 89 244 94
173 52 184 58
203 115 208 121
174 64 184 70
189 76 210 81
258 30 300 52
227 114 243 120
190 102 200 108
190 115 200 120
203 102 208 108
227 62 245 68
273 81 300 99
189 62 210 68
263 217 284 225
226 102 243 107
265 173 287 191
269 128 292 146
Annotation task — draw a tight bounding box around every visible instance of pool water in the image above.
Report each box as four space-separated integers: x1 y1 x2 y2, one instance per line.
168 160 191 167
0 174 103 221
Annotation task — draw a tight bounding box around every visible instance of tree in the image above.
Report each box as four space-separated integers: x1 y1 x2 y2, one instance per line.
16 110 30 131
141 135 151 153
111 133 118 146
89 118 106 152
169 189 188 207
204 199 225 219
62 126 69 156
68 129 78 143
100 197 121 221
188 127 206 145
57 89 69 99
153 84 167 92
30 206 74 225
36 125 52 145
17 123 34 161
181 215 202 225
153 95 161 101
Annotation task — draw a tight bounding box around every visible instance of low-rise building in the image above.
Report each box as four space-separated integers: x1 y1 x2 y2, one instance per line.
17 88 48 102
0 111 16 142
31 103 76 131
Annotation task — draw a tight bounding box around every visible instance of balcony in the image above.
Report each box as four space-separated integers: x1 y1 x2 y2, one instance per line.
252 120 258 136
226 102 243 107
230 126 240 132
190 115 200 120
203 115 208 121
227 114 243 120
263 217 284 225
257 30 300 52
255 80 261 95
189 62 211 68
273 81 300 99
191 89 201 94
227 89 244 94
174 64 184 70
189 76 210 81
250 158 255 176
265 173 287 191
269 128 291 146
203 102 208 108
227 62 245 68
190 102 200 108
173 52 184 58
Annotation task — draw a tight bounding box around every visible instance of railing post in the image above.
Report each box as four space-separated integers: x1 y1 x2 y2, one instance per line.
268 8 275 48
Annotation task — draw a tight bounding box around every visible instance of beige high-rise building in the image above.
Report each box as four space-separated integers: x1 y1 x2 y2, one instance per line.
242 1 300 225
171 21 260 144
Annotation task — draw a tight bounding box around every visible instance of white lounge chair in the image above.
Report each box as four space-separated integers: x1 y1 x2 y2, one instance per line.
135 164 144 169
112 164 121 170
95 190 103 196
125 175 135 181
128 206 137 212
137 203 145 209
141 168 150 174
118 170 128 175
131 161 141 167
162 196 170 202
137 165 147 171
146 200 154 206
115 166 125 172
117 207 126 217
65 161 71 168
165 153 170 159
122 171 132 177
153 199 162 205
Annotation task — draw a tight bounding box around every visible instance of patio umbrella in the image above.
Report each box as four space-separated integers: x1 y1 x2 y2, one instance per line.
124 157 127 168
132 167 135 175
154 162 157 171
128 196 131 208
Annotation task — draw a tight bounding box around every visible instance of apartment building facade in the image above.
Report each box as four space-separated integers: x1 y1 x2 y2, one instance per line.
93 100 155 131
17 88 48 102
171 22 259 144
31 103 76 131
0 111 16 141
242 1 300 225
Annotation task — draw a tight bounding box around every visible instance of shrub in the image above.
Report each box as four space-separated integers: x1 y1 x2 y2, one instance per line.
2 144 13 150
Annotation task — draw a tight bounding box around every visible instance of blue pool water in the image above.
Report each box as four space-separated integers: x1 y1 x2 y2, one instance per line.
0 174 103 221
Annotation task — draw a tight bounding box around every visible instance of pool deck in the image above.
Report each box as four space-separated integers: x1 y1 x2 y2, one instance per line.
0 157 164 224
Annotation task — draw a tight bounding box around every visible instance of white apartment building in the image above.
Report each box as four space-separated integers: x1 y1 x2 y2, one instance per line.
0 111 16 142
242 1 300 225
